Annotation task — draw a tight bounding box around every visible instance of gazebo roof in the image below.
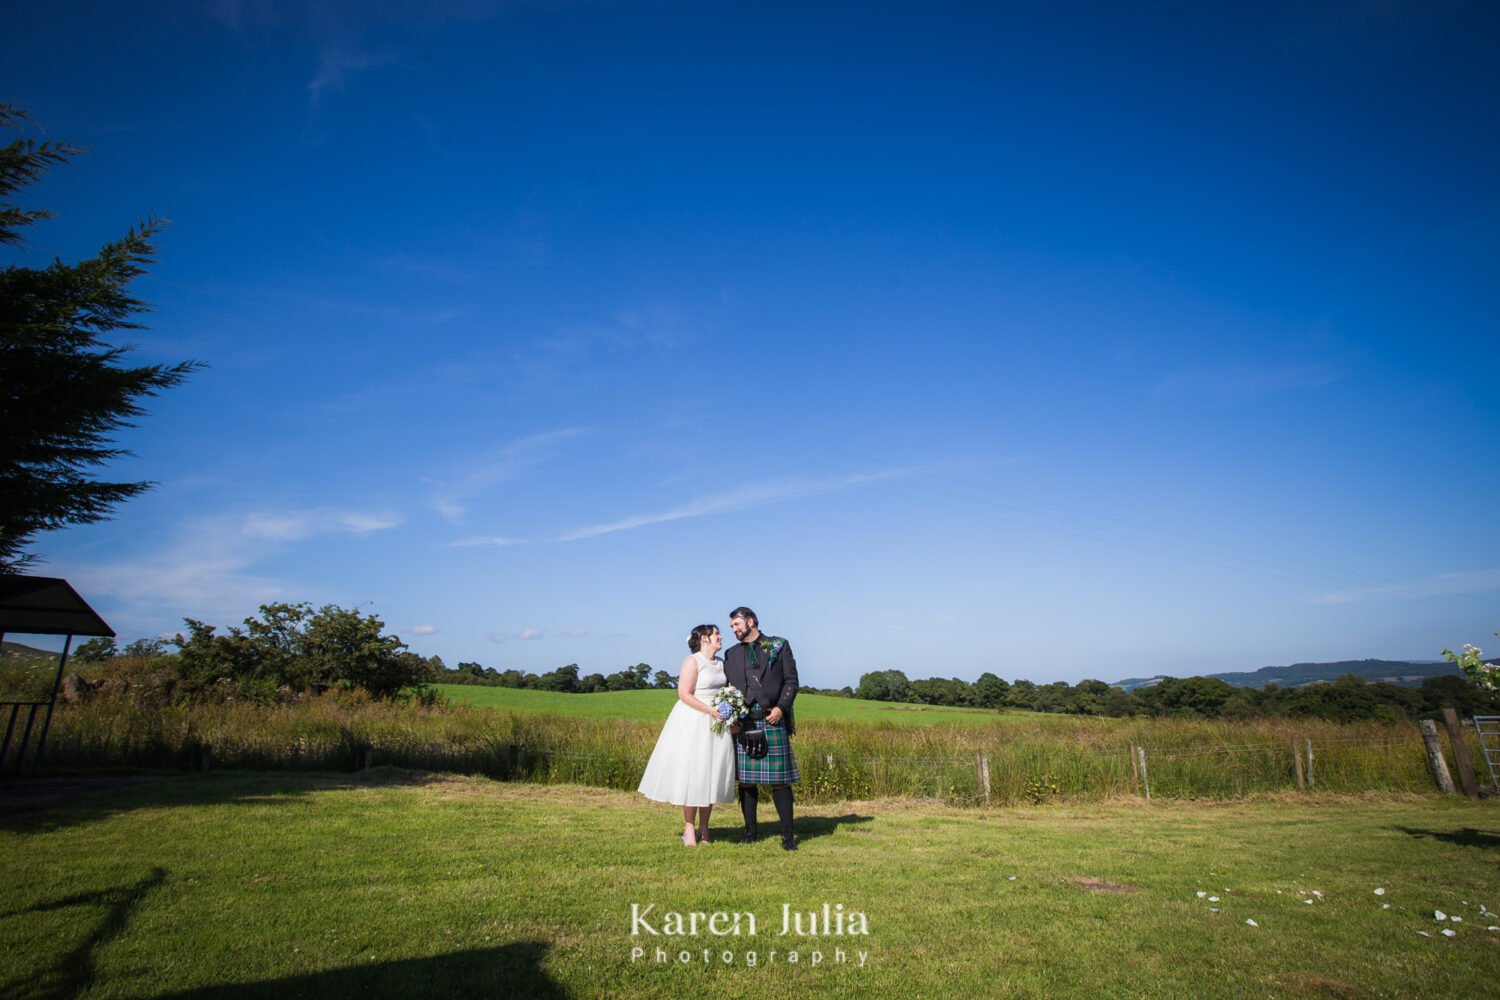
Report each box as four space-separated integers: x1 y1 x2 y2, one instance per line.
0 576 115 638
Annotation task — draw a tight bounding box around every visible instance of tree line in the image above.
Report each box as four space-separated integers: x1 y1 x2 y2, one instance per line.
439 660 673 693
853 668 1500 722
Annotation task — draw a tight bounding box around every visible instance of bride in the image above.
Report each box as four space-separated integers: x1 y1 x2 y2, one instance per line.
637 623 737 845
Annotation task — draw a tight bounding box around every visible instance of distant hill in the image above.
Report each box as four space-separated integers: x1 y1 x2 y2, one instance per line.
1113 659 1464 692
1 640 60 664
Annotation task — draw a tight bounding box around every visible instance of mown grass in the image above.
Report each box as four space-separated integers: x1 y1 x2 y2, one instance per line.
1 772 1497 998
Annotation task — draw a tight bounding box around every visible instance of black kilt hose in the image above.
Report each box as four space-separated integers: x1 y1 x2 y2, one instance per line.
723 634 800 787
735 718 800 785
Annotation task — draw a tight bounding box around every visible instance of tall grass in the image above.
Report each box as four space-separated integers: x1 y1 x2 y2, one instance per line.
34 691 1475 805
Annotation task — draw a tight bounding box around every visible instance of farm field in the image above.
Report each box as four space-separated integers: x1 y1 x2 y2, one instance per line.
435 685 1012 725
2 770 1497 998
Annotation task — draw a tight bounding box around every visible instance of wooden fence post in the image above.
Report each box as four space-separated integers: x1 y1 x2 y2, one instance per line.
1304 739 1314 788
1291 737 1305 791
1129 743 1139 792
1441 708 1481 799
1419 720 1456 793
975 751 991 807
1136 746 1150 801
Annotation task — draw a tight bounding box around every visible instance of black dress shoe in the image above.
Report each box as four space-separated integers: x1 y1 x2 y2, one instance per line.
781 836 797 851
740 830 760 844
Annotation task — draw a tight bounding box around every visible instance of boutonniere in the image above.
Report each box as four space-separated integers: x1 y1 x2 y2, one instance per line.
756 637 784 663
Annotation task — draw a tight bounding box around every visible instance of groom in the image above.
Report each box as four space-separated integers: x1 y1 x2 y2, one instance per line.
723 606 800 850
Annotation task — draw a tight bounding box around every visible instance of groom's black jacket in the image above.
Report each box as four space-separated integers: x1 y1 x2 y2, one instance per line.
723 634 798 735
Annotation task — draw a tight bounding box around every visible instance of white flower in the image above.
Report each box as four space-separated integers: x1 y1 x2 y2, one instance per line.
1382 904 1391 910
1196 891 1206 898
1304 899 1314 905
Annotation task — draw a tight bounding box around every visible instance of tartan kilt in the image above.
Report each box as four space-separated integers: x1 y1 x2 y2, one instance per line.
735 718 799 785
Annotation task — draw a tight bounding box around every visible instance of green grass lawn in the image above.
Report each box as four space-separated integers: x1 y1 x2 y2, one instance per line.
3 771 1497 998
436 685 1015 725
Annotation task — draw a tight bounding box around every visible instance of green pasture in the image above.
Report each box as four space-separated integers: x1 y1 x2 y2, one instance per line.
2 771 1497 998
435 685 1011 725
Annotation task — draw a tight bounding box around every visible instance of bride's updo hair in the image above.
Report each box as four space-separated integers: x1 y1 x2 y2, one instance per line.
687 624 718 653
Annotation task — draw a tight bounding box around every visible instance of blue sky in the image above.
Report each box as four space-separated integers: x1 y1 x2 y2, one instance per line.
5 1 1497 687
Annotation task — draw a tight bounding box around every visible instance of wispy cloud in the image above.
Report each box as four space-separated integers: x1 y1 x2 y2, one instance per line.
1306 569 1500 605
307 45 392 113
58 506 405 629
426 427 585 522
407 624 438 636
450 535 526 548
557 470 904 542
60 516 290 628
242 507 402 542
1157 362 1343 397
486 627 546 643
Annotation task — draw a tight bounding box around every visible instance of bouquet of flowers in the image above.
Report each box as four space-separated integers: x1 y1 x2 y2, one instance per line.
709 684 748 735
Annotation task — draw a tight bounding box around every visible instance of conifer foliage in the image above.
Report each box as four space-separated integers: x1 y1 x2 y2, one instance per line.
0 104 202 571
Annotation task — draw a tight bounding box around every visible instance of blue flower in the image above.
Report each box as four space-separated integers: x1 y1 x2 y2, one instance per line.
717 703 733 719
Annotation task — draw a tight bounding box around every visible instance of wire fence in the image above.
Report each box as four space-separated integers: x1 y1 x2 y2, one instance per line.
34 698 1485 806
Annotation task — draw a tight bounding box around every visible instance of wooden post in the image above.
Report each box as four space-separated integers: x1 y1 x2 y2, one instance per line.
1304 739 1314 788
1441 708 1481 800
1291 737 1305 791
1136 746 1150 801
1129 743 1140 791
976 751 991 807
1419 720 1455 794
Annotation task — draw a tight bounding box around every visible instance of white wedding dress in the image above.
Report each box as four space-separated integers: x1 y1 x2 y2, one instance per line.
637 651 737 806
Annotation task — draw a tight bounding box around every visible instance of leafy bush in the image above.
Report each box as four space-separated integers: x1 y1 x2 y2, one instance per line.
172 602 435 699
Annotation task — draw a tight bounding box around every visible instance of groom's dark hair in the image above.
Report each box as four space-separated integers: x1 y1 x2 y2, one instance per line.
729 606 758 628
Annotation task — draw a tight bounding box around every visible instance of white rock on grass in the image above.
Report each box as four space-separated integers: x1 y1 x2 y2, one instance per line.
1417 931 1430 937
1196 891 1206 898
1303 899 1314 905
1373 887 1385 896
1435 911 1448 921
1487 926 1499 932
1382 904 1391 910
1312 890 1323 898
1441 929 1457 938
1208 896 1219 903
1245 919 1258 927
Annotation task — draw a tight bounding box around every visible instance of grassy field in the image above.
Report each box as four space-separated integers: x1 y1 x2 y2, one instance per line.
37 688 1458 803
435 685 1011 725
1 771 1497 998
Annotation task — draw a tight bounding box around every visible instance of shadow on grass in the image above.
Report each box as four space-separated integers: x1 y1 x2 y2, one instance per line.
153 942 567 999
0 866 167 1000
1396 826 1500 850
0 768 460 835
698 812 873 844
